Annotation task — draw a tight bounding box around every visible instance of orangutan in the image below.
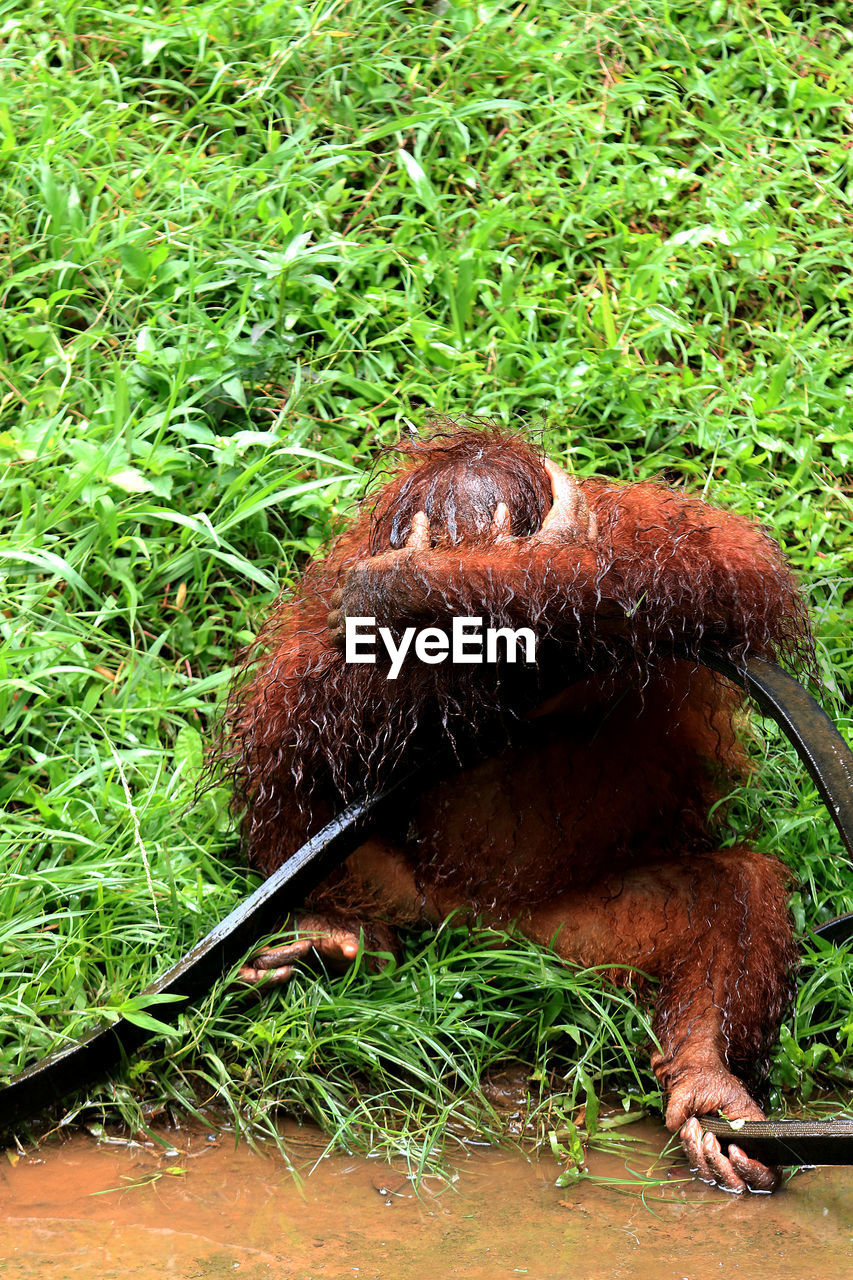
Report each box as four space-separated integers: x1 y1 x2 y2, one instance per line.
221 423 812 1193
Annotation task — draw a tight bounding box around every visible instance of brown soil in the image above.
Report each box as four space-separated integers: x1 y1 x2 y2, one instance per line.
1 1119 851 1279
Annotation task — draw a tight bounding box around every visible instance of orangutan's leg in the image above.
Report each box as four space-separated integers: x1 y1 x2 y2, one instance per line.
237 838 455 984
519 847 796 1193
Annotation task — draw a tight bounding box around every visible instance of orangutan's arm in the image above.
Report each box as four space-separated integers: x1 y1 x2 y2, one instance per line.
331 477 808 663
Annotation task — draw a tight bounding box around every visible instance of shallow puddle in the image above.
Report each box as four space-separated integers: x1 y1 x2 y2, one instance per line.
1 1119 851 1279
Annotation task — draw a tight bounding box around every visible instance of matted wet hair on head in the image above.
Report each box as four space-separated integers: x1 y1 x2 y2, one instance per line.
367 419 552 553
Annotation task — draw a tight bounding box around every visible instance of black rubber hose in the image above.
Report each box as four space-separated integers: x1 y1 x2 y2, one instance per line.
0 785 399 1133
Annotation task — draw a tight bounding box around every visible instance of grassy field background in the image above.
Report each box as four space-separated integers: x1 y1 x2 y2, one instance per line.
1 0 852 1178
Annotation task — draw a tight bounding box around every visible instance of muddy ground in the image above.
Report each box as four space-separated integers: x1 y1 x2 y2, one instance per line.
1 1118 851 1279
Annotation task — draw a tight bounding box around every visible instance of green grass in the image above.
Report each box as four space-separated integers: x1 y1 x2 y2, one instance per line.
1 0 852 1178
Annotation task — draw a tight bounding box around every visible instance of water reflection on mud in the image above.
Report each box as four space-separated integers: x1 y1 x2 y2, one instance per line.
1 1118 851 1279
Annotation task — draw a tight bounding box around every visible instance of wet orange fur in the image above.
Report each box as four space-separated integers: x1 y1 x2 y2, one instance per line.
216 424 813 1173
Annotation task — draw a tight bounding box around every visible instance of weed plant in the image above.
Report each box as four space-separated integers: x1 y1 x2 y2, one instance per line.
1 0 851 1179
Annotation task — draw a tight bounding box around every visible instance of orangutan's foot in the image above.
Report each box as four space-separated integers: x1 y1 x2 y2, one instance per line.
237 914 397 985
678 1117 782 1193
665 1065 782 1194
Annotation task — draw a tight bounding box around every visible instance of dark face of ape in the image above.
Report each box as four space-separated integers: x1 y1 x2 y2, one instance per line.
367 429 552 552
